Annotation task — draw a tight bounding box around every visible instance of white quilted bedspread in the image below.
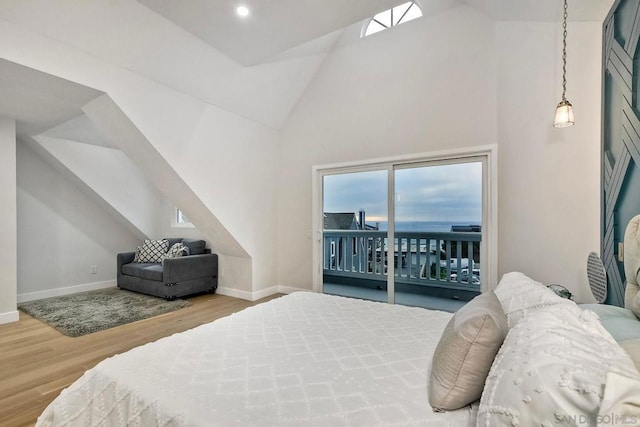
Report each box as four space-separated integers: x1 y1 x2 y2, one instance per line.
37 292 473 426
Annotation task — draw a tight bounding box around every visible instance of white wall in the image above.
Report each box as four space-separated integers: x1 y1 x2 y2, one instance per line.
0 7 282 295
82 94 274 293
496 21 602 303
35 136 169 239
16 141 141 301
174 103 280 291
36 114 209 244
279 6 602 301
279 6 498 290
0 2 604 302
18 134 210 301
0 117 17 324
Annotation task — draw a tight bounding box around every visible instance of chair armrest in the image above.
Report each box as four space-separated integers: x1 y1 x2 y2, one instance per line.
117 252 136 282
163 254 218 284
117 252 136 268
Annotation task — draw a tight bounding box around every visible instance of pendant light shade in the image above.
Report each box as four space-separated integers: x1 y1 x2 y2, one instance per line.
554 0 575 128
554 99 574 128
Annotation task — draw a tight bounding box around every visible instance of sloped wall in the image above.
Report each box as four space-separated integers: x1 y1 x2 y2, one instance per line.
16 141 141 301
35 136 167 239
18 121 206 301
0 4 286 295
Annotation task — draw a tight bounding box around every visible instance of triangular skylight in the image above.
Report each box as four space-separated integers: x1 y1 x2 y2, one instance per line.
363 1 423 37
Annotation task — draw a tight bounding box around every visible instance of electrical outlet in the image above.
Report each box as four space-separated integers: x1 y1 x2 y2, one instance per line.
90 265 97 274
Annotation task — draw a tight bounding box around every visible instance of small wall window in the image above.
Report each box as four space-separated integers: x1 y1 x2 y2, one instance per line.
172 207 194 228
362 1 423 37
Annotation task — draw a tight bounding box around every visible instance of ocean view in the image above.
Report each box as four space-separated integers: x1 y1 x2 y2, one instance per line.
374 221 481 232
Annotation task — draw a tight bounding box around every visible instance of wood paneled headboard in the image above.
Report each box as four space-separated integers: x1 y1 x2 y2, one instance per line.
602 0 640 306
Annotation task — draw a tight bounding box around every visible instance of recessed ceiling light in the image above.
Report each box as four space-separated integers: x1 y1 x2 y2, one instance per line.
236 5 249 17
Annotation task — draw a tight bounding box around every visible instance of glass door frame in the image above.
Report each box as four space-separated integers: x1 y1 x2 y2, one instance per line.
312 145 498 303
315 164 395 303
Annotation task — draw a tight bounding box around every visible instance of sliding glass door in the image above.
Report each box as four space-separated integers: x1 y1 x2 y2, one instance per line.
393 161 482 310
315 148 492 311
322 169 388 302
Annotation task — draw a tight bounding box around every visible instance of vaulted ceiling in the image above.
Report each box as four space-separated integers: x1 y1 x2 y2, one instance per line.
0 0 615 138
138 0 613 66
137 0 439 65
0 59 101 139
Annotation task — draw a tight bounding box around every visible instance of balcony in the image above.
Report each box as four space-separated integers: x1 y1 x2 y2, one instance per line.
323 230 481 307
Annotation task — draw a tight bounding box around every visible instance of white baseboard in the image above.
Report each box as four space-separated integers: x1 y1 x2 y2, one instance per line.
216 286 255 301
0 310 19 325
252 286 279 301
217 285 312 301
17 280 117 303
277 286 310 295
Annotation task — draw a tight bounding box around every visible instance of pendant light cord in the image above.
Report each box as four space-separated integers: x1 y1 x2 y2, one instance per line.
561 0 568 102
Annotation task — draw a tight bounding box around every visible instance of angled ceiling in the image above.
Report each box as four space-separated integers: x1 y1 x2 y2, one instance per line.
465 0 614 22
0 0 614 136
0 59 102 139
42 115 115 149
0 1 613 136
137 0 462 66
138 0 613 66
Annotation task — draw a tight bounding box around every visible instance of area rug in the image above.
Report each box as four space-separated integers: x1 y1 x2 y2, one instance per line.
18 288 191 337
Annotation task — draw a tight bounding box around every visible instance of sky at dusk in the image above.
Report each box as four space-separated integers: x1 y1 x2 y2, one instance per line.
323 162 482 223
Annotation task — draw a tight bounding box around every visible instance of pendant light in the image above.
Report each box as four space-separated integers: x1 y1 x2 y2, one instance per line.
554 0 575 128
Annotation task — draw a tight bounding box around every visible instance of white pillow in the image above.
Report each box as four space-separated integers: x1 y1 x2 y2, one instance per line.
597 372 640 426
478 304 640 426
494 272 574 327
428 291 508 411
133 245 142 263
161 243 188 265
620 339 640 372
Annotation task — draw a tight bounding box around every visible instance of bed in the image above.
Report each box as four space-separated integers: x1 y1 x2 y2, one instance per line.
37 292 475 426
38 215 640 426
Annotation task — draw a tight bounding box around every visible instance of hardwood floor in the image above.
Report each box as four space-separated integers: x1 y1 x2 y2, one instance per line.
0 292 281 427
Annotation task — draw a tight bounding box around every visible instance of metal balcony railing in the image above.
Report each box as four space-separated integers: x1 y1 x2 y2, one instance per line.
323 230 481 292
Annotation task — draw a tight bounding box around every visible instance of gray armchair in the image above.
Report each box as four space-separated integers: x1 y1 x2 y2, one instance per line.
117 238 218 300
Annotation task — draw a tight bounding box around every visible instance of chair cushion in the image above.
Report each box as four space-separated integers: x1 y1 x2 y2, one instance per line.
122 263 157 278
182 239 206 255
166 238 182 248
139 264 164 282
